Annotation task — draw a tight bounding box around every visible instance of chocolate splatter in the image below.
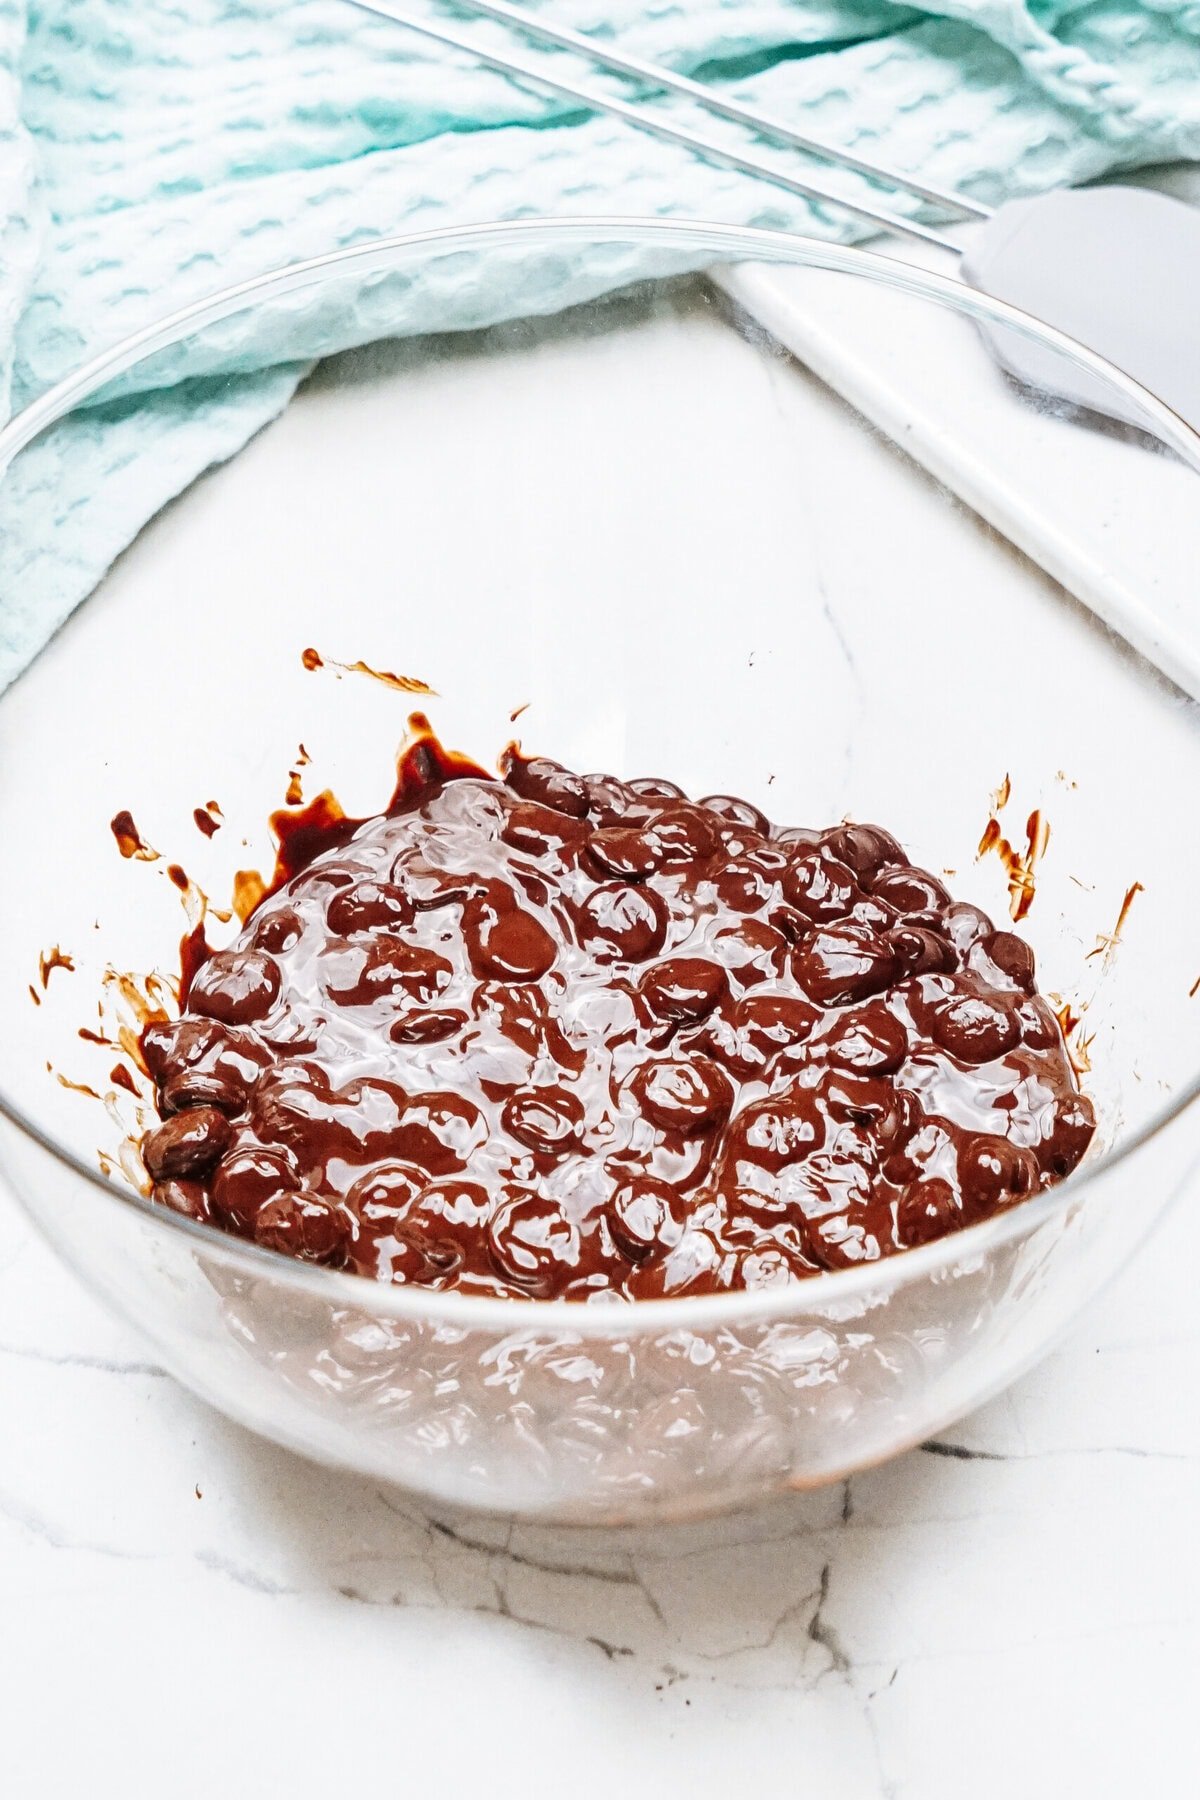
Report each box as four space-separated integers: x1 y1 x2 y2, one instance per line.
302 646 436 695
38 946 76 988
110 810 159 862
977 808 1050 923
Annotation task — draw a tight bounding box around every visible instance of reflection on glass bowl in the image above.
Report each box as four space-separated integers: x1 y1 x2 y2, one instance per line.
1 220 1199 1524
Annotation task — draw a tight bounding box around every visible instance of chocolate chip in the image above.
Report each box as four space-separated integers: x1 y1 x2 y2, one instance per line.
606 1176 687 1261
391 857 481 911
189 948 281 1025
210 1145 299 1231
711 919 790 987
502 1086 585 1156
643 806 718 866
254 1193 348 1263
160 1068 250 1116
250 1066 411 1165
801 1213 881 1271
628 1056 732 1135
819 1003 909 1076
153 1178 216 1225
718 1091 824 1179
463 896 557 981
822 823 903 881
957 1136 1040 1219
628 777 687 801
1040 1092 1097 1179
698 993 819 1080
147 1016 270 1116
700 794 771 834
638 957 728 1024
1016 997 1061 1050
725 1247 794 1289
928 991 1021 1064
388 1008 468 1044
942 901 994 953
501 801 586 857
393 1179 493 1278
884 924 956 976
487 1191 580 1292
253 905 305 955
980 930 1036 992
581 773 642 825
386 1091 488 1177
896 1178 961 1247
586 808 714 876
142 1106 233 1182
792 924 898 1006
324 937 452 1007
574 883 667 964
870 864 951 914
585 825 663 879
343 1162 427 1226
780 852 860 923
326 880 416 936
710 858 779 913
504 756 588 817
141 1018 183 1081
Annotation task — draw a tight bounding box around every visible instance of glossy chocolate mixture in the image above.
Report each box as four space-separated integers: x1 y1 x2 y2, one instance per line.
140 738 1095 1299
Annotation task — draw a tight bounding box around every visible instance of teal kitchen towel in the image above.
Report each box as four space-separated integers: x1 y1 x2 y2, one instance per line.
3 0 1200 690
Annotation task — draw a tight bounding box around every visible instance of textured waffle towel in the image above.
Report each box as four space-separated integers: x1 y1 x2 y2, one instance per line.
2 0 1200 690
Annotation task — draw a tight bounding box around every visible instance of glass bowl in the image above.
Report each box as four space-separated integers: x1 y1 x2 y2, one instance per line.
2 219 1199 1526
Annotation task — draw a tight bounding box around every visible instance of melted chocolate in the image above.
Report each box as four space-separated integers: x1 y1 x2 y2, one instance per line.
139 743 1095 1299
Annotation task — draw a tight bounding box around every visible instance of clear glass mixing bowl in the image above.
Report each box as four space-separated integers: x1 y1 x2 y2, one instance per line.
1 220 1199 1525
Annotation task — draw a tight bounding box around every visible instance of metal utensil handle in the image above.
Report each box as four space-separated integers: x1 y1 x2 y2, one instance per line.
449 0 988 221
345 0 962 254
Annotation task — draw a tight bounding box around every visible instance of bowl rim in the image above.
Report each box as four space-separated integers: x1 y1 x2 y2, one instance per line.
2 212 1199 1338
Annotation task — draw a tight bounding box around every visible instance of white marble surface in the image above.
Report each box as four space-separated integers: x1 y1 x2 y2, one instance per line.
2 273 1199 1797
2 1186 1197 1797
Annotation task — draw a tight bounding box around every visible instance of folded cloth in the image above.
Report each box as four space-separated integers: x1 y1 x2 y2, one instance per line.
2 0 1199 691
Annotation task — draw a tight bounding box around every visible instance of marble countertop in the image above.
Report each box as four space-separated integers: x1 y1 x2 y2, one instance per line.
3 1186 1196 1797
2 265 1198 1799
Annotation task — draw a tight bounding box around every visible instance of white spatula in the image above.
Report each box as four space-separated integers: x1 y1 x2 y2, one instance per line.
348 0 1200 435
